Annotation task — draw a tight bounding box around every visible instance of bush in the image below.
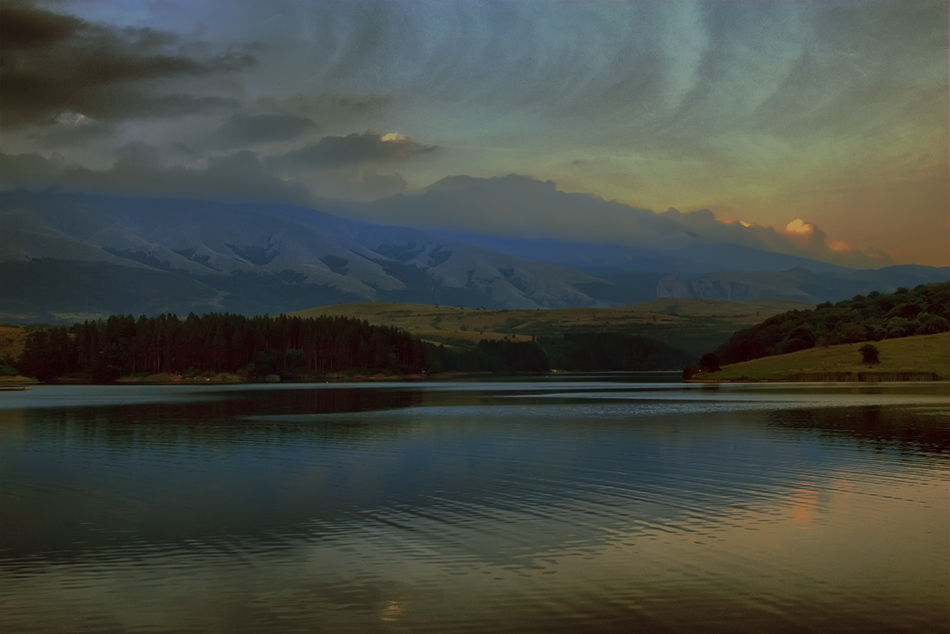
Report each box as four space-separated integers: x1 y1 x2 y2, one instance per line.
859 343 880 365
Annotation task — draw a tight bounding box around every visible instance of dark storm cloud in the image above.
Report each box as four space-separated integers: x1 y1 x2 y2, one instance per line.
210 113 318 149
0 0 255 127
274 132 437 169
0 0 83 49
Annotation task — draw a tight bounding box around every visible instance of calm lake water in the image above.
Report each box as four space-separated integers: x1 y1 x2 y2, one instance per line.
2 376 948 633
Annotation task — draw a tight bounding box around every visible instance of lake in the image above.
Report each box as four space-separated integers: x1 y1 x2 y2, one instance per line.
1 376 948 633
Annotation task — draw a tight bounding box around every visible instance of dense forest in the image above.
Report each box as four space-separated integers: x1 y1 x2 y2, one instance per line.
17 313 425 383
713 282 950 366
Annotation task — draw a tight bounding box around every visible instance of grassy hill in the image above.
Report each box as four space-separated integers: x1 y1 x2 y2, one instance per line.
0 325 29 362
292 299 814 358
703 332 950 381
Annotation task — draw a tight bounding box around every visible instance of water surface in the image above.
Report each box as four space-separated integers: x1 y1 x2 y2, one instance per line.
2 378 948 632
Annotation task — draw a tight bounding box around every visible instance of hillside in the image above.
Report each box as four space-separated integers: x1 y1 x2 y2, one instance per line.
703 332 950 381
714 282 950 365
0 325 29 363
293 299 812 358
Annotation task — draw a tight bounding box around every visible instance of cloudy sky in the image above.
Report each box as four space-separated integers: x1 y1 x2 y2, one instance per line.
2 0 947 266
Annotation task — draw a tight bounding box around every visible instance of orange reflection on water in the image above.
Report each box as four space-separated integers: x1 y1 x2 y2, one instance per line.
787 486 820 529
381 598 407 622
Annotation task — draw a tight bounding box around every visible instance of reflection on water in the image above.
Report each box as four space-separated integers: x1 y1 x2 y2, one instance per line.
1 380 948 633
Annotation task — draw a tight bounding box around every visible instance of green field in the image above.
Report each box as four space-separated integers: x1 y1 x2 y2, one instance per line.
703 332 950 381
292 299 814 358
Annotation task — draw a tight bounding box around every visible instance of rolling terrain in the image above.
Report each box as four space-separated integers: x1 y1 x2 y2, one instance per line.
293 299 814 358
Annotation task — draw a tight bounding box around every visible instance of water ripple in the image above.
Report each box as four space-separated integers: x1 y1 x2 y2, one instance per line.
2 381 948 632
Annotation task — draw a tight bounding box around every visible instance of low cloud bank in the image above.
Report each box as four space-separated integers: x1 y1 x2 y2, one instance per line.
355 175 894 269
1 149 893 269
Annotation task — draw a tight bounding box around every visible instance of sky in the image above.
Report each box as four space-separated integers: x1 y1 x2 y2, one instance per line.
2 0 948 267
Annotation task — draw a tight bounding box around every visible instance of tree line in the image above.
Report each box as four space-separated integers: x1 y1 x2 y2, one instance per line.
712 282 950 366
425 332 693 374
15 313 702 383
17 313 425 383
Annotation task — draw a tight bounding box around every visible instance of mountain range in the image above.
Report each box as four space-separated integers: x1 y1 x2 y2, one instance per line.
1 188 947 323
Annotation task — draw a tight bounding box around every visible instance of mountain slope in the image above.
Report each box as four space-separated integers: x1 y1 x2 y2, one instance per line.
0 190 621 321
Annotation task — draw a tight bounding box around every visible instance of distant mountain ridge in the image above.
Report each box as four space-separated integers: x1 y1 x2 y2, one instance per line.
1 190 620 320
1 190 947 323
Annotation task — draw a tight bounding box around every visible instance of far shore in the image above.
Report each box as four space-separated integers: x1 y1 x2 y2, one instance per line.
2 369 672 386
2 370 495 386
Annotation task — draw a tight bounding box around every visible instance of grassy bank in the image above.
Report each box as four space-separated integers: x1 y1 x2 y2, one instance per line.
0 375 39 387
702 332 950 381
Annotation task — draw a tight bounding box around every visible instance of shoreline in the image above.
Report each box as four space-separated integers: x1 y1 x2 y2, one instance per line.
689 371 946 383
10 370 946 387
7 369 675 386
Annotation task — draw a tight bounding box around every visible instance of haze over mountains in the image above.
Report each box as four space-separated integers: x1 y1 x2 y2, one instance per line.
1 186 947 323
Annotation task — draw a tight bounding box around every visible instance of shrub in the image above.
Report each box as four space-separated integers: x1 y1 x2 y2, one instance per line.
859 343 880 365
